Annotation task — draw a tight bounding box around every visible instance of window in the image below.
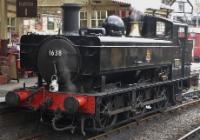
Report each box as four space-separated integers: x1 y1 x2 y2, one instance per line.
80 11 87 28
178 2 184 12
176 16 184 22
156 21 165 36
162 0 171 5
47 17 54 30
7 17 16 32
178 27 185 38
7 17 17 45
162 0 172 5
91 10 107 27
11 18 16 27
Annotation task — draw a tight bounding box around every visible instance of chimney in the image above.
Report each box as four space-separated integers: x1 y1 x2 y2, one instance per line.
62 3 81 35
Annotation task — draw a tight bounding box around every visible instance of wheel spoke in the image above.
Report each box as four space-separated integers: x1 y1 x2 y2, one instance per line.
97 97 117 128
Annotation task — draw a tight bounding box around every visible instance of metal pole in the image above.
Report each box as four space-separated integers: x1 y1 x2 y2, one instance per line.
0 0 8 39
196 0 199 27
197 13 199 27
183 1 187 23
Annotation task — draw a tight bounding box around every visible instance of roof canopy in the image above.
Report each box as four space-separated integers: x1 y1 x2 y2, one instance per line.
112 0 132 5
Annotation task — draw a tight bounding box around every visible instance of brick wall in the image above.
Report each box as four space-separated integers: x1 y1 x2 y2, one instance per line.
0 39 9 56
0 56 9 84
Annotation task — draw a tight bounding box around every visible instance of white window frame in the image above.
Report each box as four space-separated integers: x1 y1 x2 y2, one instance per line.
91 10 107 28
80 11 87 28
156 21 166 36
178 2 184 12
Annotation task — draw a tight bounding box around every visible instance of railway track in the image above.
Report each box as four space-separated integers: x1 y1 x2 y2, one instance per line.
0 88 199 140
0 102 14 115
0 103 40 140
18 133 46 140
87 93 200 140
178 126 200 140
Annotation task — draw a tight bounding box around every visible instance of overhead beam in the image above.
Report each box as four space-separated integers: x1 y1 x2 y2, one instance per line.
6 1 16 6
38 0 86 7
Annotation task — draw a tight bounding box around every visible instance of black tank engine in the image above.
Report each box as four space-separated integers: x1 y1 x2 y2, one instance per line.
6 3 198 135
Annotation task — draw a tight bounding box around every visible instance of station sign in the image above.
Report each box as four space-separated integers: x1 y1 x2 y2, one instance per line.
16 0 37 17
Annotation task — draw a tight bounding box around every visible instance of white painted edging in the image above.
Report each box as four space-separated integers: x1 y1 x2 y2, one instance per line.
0 97 5 103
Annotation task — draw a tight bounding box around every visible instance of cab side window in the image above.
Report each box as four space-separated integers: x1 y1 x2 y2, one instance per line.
156 21 165 37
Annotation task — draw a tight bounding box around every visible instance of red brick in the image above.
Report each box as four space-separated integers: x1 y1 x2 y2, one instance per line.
0 61 9 66
0 66 9 75
0 56 8 61
0 75 8 85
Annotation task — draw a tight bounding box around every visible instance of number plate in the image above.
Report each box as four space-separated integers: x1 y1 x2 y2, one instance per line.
48 50 63 57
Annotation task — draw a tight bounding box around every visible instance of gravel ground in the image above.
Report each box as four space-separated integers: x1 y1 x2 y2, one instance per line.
103 104 200 140
0 122 85 140
0 110 38 140
0 108 83 140
0 110 85 140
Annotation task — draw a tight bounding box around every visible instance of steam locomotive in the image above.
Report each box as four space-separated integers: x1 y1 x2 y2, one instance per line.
5 4 198 135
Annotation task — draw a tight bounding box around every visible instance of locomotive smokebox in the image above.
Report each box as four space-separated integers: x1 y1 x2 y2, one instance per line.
62 3 81 35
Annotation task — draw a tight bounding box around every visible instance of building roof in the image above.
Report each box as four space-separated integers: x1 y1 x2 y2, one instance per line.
38 0 132 7
112 0 132 5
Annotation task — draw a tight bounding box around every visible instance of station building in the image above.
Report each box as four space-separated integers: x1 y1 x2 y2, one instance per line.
0 0 132 84
0 0 132 39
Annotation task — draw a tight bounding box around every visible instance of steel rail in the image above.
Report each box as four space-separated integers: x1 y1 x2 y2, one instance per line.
17 133 46 140
178 126 200 140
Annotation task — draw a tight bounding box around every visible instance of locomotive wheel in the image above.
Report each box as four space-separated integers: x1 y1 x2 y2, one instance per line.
135 91 146 114
159 88 168 109
96 96 117 129
154 87 168 109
